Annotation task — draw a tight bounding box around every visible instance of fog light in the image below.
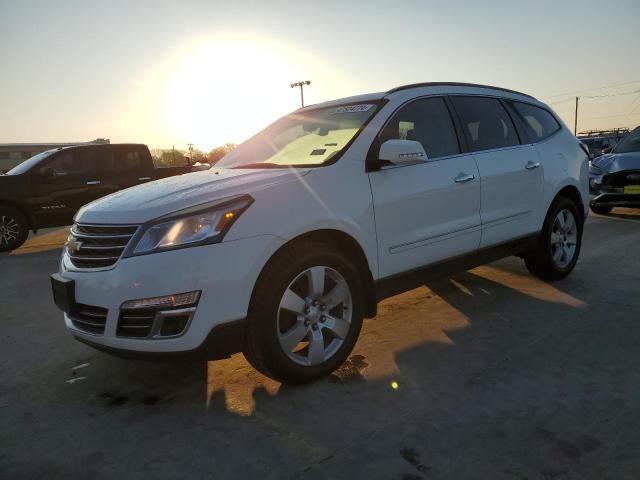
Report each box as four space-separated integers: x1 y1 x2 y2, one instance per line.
121 291 200 310
159 313 191 336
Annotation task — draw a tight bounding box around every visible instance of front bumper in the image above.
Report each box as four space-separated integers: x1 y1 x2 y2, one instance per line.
56 235 283 355
590 192 640 208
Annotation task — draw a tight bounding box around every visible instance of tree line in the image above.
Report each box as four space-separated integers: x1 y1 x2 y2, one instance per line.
151 143 237 167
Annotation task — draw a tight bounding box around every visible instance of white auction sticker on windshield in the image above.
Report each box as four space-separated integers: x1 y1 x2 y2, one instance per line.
331 104 373 114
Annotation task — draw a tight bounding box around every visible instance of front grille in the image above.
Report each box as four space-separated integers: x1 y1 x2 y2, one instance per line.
603 170 640 188
71 304 108 334
117 309 156 338
67 223 138 269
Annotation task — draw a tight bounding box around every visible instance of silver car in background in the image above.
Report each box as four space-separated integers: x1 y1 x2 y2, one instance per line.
589 127 640 214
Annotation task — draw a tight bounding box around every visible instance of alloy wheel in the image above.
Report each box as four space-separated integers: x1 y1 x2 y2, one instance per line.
550 209 577 268
277 266 353 366
0 215 20 246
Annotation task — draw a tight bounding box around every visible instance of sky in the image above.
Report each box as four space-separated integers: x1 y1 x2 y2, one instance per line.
1 0 639 151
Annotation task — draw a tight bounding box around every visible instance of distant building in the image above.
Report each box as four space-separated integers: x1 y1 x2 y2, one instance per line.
0 138 110 172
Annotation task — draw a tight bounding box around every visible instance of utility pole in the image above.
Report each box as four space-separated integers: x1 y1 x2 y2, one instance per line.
187 143 194 164
290 80 311 107
574 97 579 135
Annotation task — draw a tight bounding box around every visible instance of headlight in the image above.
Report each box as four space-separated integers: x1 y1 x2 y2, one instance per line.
126 195 253 256
589 162 603 175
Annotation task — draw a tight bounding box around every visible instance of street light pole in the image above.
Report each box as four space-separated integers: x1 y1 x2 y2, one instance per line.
574 96 579 135
290 80 311 107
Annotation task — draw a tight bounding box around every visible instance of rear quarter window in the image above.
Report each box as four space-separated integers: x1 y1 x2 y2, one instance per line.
509 101 560 143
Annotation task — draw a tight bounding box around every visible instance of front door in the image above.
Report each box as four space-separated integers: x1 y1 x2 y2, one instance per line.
31 148 107 227
369 96 482 278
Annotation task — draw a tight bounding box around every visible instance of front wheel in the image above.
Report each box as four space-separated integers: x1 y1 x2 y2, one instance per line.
525 197 583 281
0 207 29 252
243 242 364 384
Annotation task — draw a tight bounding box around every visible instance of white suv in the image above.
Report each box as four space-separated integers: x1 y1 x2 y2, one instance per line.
51 83 589 384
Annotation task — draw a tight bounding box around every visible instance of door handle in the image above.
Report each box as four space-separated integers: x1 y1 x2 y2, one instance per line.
525 161 541 170
138 176 152 181
86 180 101 185
454 173 475 184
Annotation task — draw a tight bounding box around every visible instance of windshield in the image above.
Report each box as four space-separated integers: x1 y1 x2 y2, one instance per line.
5 149 57 175
216 104 379 169
612 129 640 154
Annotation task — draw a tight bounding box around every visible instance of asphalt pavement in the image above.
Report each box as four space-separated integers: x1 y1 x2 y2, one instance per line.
1 209 639 479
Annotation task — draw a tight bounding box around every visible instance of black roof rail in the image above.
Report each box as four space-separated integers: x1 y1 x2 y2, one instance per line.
386 82 536 100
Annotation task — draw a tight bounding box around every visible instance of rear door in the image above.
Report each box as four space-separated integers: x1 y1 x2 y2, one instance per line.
101 145 155 194
369 96 481 278
450 96 544 248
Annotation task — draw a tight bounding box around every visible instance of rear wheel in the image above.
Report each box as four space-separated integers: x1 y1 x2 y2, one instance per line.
244 242 364 384
525 197 582 281
590 204 612 215
0 207 29 252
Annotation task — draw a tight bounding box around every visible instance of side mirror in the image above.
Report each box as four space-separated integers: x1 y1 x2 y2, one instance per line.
601 147 611 155
40 166 55 179
379 139 428 166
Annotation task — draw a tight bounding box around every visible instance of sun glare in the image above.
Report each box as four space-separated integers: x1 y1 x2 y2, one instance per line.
163 36 301 150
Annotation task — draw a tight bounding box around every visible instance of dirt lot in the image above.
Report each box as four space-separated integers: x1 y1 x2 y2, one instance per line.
1 209 639 479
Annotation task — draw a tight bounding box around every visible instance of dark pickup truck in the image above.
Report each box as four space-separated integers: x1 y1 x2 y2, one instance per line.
0 143 192 251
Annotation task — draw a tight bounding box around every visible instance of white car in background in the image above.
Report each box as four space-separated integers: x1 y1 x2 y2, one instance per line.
52 82 589 384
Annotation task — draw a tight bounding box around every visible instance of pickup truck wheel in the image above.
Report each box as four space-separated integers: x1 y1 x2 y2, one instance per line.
590 205 612 215
0 207 28 252
525 196 582 281
244 242 364 384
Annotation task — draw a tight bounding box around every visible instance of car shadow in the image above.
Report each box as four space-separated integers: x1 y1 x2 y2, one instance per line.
605 207 640 222
1 226 69 256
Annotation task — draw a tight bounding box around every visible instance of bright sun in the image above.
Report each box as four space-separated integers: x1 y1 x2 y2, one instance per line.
163 36 301 151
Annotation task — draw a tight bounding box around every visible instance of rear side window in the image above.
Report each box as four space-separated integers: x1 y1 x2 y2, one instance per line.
379 97 460 159
105 147 147 174
450 96 520 152
510 101 560 143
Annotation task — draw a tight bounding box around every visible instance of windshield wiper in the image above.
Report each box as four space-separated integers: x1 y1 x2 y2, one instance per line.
232 162 287 169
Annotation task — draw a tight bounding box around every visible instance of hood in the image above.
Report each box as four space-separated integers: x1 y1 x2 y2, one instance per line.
76 167 310 224
592 152 640 173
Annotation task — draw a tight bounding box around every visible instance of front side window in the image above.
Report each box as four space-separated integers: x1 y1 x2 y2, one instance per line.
5 149 56 175
46 151 92 176
510 101 560 143
451 96 520 152
379 97 460 159
216 104 379 168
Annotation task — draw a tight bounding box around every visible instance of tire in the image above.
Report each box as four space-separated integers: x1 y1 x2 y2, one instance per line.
525 196 583 281
243 241 365 384
0 207 29 252
590 205 612 215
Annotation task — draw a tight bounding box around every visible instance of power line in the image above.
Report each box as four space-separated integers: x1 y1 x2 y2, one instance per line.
582 89 640 99
548 97 575 106
548 88 640 106
541 79 640 100
624 93 640 115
